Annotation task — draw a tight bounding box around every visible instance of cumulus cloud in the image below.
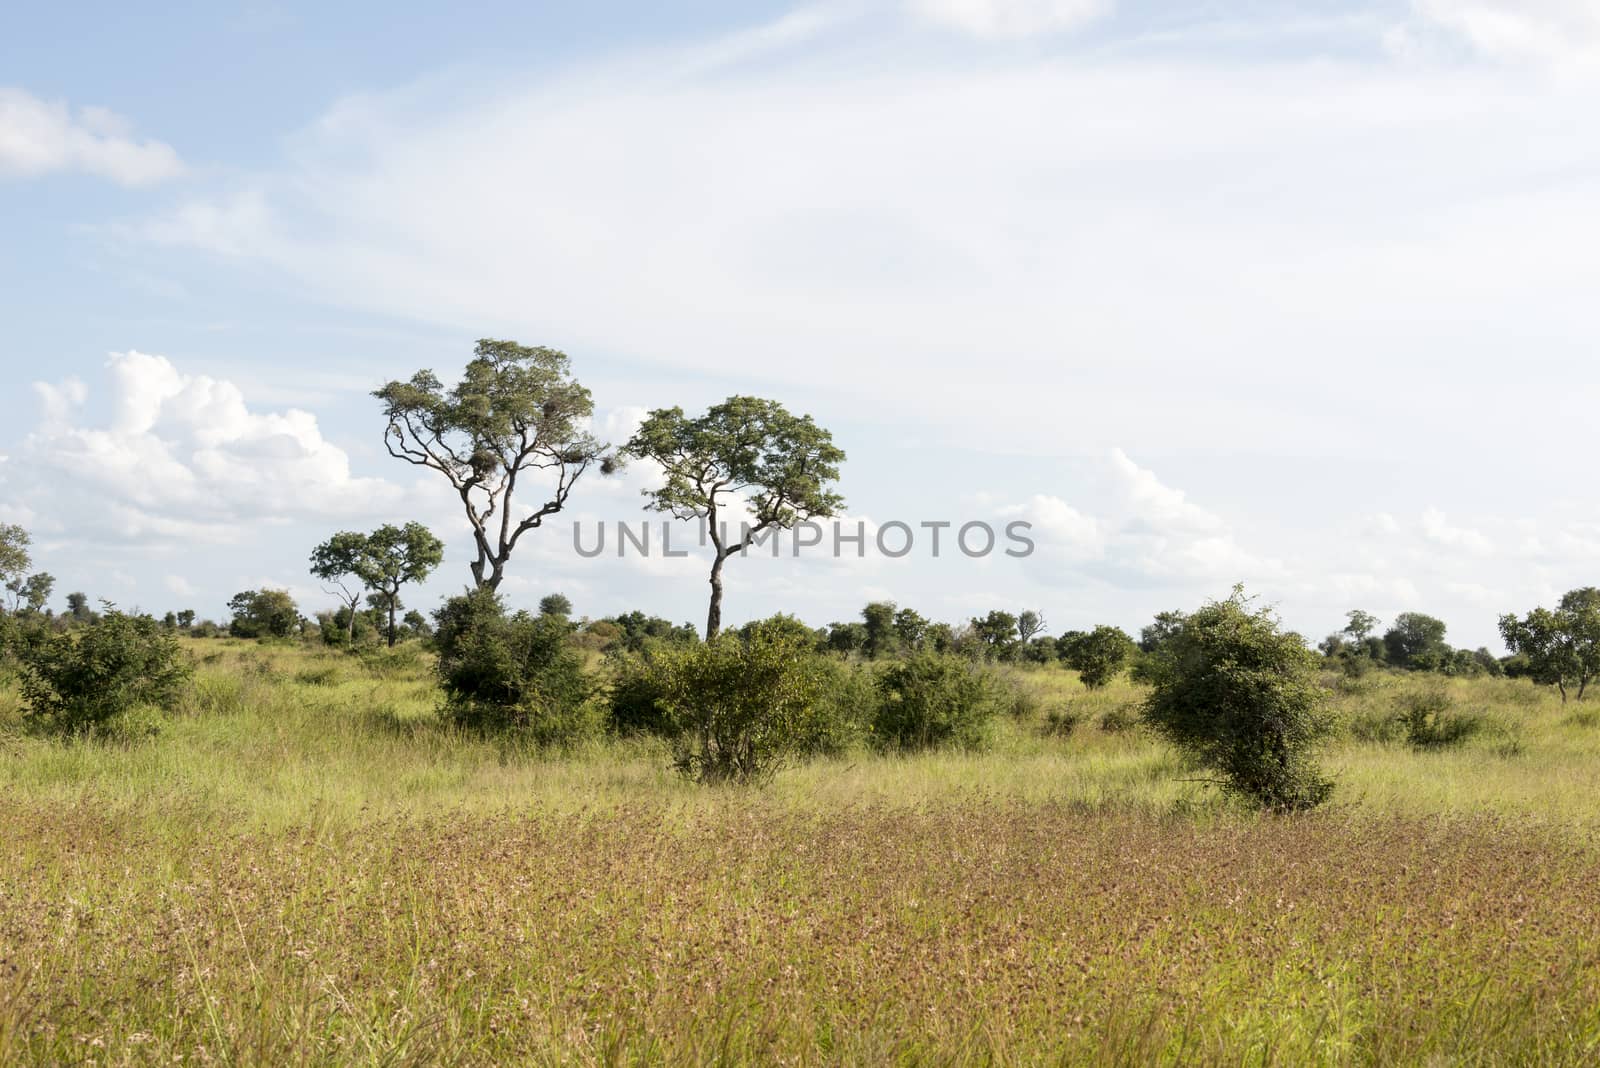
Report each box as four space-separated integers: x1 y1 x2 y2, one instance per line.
0 88 184 185
906 0 1111 38
8 351 404 544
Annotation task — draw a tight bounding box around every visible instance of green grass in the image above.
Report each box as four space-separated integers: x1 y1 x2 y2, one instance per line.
3 640 1600 1063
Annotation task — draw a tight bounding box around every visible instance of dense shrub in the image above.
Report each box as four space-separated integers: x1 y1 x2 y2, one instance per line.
1141 588 1333 811
1397 688 1486 749
1059 625 1137 689
872 653 1004 751
228 589 300 640
18 610 191 736
647 621 834 783
433 588 596 745
605 641 679 738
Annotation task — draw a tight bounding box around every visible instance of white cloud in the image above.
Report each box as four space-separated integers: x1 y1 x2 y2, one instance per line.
9 351 406 544
0 88 184 185
906 0 1110 38
1420 507 1494 556
164 574 197 598
1405 0 1600 77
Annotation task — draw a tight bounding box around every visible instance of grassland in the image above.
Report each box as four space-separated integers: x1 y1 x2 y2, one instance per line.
3 640 1599 1064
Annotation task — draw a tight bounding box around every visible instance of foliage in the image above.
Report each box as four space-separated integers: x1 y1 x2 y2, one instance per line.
1141 588 1333 811
1499 588 1600 702
1396 688 1486 749
433 587 595 744
969 610 1020 661
861 601 898 659
374 340 611 590
539 593 573 618
17 609 191 736
1060 625 1136 689
623 396 844 637
646 621 834 783
1384 612 1450 670
872 653 1004 751
228 589 300 640
602 610 698 652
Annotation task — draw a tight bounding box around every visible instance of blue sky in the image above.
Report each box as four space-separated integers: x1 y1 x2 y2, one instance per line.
4 0 1600 647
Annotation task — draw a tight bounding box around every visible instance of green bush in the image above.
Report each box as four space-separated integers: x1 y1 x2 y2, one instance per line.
433 588 596 745
872 653 1004 751
18 610 191 737
1397 688 1485 749
1059 625 1136 689
646 621 834 783
1141 588 1333 811
605 641 679 738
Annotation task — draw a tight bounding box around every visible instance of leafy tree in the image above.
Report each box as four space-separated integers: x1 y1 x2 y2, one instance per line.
539 593 573 618
825 621 867 656
1022 635 1061 664
925 622 956 654
65 592 96 624
0 524 30 597
1142 588 1333 811
374 340 612 590
1383 612 1449 670
19 609 191 736
309 531 370 645
624 396 844 638
892 607 929 650
1016 610 1047 646
1138 610 1187 654
358 522 445 646
604 610 698 652
970 610 1020 661
1499 587 1600 702
861 601 898 659
228 589 300 640
1343 609 1381 643
873 653 1005 751
9 572 54 615
402 609 431 638
176 609 195 630
1059 625 1136 688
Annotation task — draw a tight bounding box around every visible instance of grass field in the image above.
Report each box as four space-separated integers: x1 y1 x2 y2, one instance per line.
3 640 1600 1064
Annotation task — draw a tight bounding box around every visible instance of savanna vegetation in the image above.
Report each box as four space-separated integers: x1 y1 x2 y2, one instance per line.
4 342 1600 1065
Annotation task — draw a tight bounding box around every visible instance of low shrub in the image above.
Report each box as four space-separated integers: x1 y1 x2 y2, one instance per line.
434 588 597 746
1397 688 1486 749
1042 706 1082 737
1098 704 1141 734
872 653 1005 751
649 621 834 783
18 610 191 737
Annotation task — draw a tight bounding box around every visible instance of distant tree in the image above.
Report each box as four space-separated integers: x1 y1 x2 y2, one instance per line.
1059 625 1136 688
1138 611 1188 654
176 609 195 630
1142 588 1333 811
861 601 898 659
539 593 573 618
374 340 612 591
1499 587 1600 702
162 611 178 630
357 522 445 647
892 607 929 650
624 396 845 638
924 622 956 654
309 531 370 645
605 610 698 652
228 589 300 640
1384 612 1450 670
825 621 867 656
0 524 30 598
65 592 95 624
1016 610 1047 646
970 611 1020 661
1343 610 1381 643
402 609 431 638
1023 635 1060 664
9 572 54 615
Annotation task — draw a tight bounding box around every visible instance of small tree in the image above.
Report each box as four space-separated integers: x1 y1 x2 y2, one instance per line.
624 396 844 638
228 589 300 639
1384 612 1449 670
893 607 929 650
309 531 370 645
176 609 195 630
0 524 31 599
539 593 573 618
970 610 1020 661
1060 625 1135 688
357 522 445 647
861 601 898 659
1498 587 1600 702
1017 610 1047 646
1142 587 1333 811
1343 609 1381 643
374 340 612 591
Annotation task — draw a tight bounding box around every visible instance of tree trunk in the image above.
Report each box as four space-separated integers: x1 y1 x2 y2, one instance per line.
1558 679 1569 704
387 591 398 648
347 598 357 647
706 553 726 640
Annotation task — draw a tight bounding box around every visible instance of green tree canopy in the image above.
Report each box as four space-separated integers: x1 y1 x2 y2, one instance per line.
623 396 844 638
374 340 611 590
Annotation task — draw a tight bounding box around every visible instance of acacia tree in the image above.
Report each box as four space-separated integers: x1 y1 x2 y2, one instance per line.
374 340 612 591
0 524 52 615
359 523 445 646
309 531 370 645
624 396 844 639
